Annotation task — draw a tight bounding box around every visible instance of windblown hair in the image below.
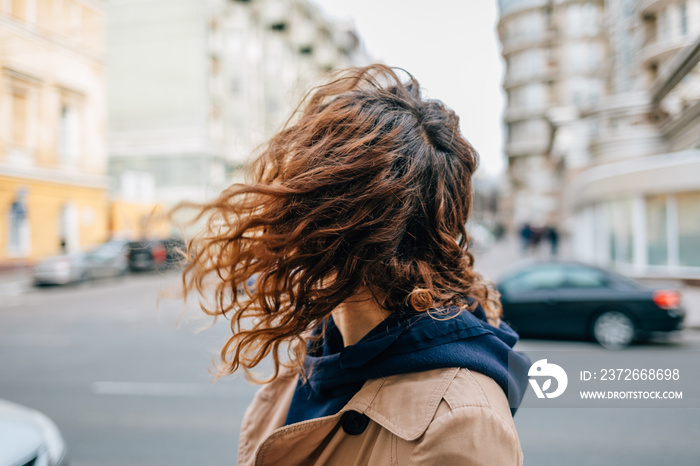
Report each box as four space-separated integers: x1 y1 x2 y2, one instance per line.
181 64 501 381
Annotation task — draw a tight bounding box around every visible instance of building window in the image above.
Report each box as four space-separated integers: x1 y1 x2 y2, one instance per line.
567 3 599 37
58 103 80 164
609 199 634 265
566 42 602 73
657 8 671 41
677 191 700 267
7 189 30 257
59 203 80 253
6 76 37 161
11 88 29 147
11 0 28 21
646 194 668 266
568 78 598 106
679 2 688 36
510 83 547 109
509 49 546 80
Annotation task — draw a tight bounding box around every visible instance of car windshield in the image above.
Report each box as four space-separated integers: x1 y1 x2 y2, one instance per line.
89 242 125 257
502 265 566 293
564 265 608 288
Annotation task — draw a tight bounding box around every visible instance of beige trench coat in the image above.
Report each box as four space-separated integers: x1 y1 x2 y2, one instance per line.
237 366 523 465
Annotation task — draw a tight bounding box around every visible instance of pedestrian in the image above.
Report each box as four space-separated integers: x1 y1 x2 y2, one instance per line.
494 222 506 241
180 65 530 465
530 226 542 253
546 225 559 257
519 222 532 254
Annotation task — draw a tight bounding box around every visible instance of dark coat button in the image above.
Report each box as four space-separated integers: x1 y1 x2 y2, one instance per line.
340 410 370 435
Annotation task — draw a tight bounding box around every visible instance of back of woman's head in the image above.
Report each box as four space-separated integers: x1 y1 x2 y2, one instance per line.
182 64 501 379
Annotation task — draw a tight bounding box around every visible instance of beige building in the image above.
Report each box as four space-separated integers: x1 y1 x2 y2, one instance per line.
498 0 700 278
497 0 607 228
107 0 368 215
568 0 700 279
0 0 109 263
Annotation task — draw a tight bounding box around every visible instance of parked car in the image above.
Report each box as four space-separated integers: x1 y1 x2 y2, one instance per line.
81 240 130 279
162 237 186 265
127 238 184 272
497 261 685 348
33 253 87 286
0 398 68 466
33 240 130 286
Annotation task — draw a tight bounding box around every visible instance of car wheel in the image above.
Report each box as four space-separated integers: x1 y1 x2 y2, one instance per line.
593 311 635 349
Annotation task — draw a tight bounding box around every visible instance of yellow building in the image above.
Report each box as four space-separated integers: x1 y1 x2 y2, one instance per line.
0 0 108 263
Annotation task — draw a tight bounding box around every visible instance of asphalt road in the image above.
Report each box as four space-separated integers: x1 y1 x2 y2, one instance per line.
1 272 699 465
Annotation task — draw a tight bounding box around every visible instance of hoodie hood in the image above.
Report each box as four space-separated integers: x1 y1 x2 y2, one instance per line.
284 305 531 425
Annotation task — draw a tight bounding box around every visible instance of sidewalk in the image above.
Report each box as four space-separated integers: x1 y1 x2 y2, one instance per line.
474 237 700 329
0 265 32 299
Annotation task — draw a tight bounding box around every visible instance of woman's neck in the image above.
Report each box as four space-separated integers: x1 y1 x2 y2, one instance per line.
332 289 390 347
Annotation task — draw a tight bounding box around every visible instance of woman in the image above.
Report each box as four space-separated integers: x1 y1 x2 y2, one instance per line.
182 65 530 465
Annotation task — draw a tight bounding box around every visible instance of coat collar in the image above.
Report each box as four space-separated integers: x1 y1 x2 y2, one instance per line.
343 366 460 441
251 367 461 465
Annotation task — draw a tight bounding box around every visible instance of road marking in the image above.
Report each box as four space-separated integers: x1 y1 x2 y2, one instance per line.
91 381 226 397
0 335 75 347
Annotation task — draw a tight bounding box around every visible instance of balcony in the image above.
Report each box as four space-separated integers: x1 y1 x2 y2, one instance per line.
505 137 550 157
500 29 556 56
590 130 668 164
259 0 291 28
641 34 696 69
640 0 674 16
503 105 548 123
503 67 557 89
498 0 549 19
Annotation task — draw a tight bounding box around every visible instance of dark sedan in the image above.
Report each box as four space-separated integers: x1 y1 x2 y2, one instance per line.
127 238 185 272
497 261 685 348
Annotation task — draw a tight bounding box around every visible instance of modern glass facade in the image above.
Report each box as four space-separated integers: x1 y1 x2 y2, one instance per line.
578 190 700 274
678 191 700 267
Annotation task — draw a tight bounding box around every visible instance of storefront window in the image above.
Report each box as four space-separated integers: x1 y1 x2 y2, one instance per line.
609 199 633 265
646 195 668 266
677 191 700 267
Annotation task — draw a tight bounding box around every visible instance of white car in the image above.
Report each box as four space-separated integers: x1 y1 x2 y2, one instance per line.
0 399 68 466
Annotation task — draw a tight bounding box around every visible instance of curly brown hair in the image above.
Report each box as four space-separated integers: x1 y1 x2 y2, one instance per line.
180 64 501 381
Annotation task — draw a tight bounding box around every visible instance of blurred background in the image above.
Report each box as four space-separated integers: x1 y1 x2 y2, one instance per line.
1 0 699 465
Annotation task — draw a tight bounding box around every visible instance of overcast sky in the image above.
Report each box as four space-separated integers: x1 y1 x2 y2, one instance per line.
312 0 506 177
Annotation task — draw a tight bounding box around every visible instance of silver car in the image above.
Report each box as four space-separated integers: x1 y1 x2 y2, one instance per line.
32 253 86 285
81 240 130 280
33 240 130 286
0 399 68 466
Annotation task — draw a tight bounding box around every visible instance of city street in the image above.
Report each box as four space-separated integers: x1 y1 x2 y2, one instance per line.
1 263 699 465
2 0 700 464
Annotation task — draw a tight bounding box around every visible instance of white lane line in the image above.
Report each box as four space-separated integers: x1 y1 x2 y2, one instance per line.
0 335 76 347
91 381 225 397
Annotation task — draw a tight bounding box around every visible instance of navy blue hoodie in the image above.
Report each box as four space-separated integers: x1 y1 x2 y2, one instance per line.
284 304 531 425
